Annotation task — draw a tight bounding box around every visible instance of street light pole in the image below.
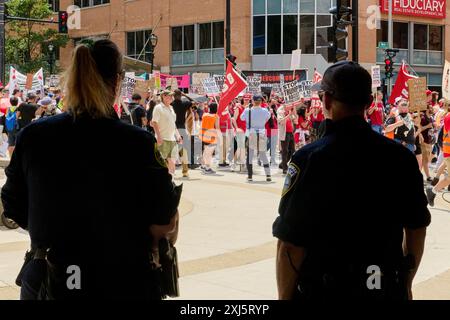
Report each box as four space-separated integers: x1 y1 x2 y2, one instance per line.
48 44 54 77
226 0 231 56
149 33 158 74
388 0 393 96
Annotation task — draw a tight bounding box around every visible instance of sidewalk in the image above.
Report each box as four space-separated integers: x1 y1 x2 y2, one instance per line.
0 166 449 300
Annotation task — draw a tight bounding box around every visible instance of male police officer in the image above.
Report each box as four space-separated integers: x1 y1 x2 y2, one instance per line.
273 61 431 301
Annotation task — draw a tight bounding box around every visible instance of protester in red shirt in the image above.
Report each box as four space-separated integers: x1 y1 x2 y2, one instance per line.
367 91 384 134
266 99 279 165
232 99 248 168
219 106 233 167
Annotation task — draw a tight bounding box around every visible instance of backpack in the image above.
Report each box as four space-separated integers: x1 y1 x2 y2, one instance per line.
5 108 18 132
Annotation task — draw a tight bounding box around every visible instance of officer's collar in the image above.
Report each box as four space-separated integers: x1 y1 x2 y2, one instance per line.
327 115 370 133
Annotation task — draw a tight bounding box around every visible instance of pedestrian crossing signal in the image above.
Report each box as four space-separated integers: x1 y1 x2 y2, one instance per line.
58 11 68 34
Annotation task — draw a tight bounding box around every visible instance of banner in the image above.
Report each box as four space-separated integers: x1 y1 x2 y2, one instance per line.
243 70 307 91
8 67 44 93
442 60 450 100
282 81 302 106
202 77 220 96
218 61 248 115
246 75 262 95
153 71 161 90
388 63 418 104
160 73 190 89
371 66 382 89
408 77 428 112
121 72 136 101
46 75 60 88
270 83 283 97
380 0 446 19
191 73 210 95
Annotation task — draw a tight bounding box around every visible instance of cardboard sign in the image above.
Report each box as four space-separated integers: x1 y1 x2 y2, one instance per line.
134 80 151 98
290 49 302 71
371 66 382 89
202 77 220 96
282 81 302 106
165 77 178 91
271 83 283 97
191 73 210 95
408 77 428 112
246 75 262 95
442 60 450 100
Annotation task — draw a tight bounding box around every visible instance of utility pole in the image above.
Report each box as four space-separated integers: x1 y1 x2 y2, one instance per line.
225 0 231 72
388 0 393 96
351 0 358 63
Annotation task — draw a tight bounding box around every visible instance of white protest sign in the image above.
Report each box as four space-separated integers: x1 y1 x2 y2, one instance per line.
371 66 381 89
121 72 136 100
214 75 225 92
202 77 220 96
9 67 44 93
246 75 262 95
282 81 302 106
191 73 210 94
271 83 283 97
442 60 450 100
298 80 313 99
290 49 302 71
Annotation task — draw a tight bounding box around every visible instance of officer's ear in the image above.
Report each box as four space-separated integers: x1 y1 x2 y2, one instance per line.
323 92 333 113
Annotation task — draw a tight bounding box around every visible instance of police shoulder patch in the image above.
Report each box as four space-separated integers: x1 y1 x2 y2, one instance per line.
154 143 167 168
281 163 300 197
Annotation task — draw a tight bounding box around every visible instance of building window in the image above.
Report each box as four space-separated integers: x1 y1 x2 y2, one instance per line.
73 0 110 8
376 21 409 64
172 23 224 66
172 25 195 66
252 0 335 60
48 0 60 12
199 22 225 65
126 30 153 63
413 24 443 65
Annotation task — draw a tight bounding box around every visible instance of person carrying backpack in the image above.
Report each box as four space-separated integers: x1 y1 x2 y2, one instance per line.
6 97 19 156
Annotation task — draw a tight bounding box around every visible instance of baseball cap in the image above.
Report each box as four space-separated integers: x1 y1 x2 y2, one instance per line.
159 89 174 96
426 89 432 96
27 91 37 99
310 61 372 108
253 94 263 101
38 97 53 106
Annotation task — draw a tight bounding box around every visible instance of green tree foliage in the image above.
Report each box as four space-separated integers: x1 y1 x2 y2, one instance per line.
5 0 69 74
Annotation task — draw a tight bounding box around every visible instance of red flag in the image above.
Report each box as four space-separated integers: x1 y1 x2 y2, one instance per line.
313 71 323 84
218 61 248 115
388 62 418 105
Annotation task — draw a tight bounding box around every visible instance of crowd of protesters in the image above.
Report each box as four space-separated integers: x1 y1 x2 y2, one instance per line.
0 86 64 157
114 85 450 204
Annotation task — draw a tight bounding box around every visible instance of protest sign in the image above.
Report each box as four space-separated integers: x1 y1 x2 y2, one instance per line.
290 49 302 71
214 75 225 92
121 72 136 101
9 67 44 93
165 77 179 91
246 75 262 95
371 66 381 89
160 74 190 89
408 77 427 112
282 81 302 106
271 83 283 97
134 80 151 97
202 77 220 96
298 80 313 99
191 73 210 95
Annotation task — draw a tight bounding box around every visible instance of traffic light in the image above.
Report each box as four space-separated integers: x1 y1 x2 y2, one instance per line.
384 56 394 79
58 11 68 34
384 49 399 79
227 54 237 67
327 0 353 63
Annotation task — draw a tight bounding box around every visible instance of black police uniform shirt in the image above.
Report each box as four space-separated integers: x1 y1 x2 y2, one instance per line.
273 116 431 272
1 112 179 299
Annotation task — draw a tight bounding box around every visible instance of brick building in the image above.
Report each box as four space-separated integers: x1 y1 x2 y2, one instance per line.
54 0 449 92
